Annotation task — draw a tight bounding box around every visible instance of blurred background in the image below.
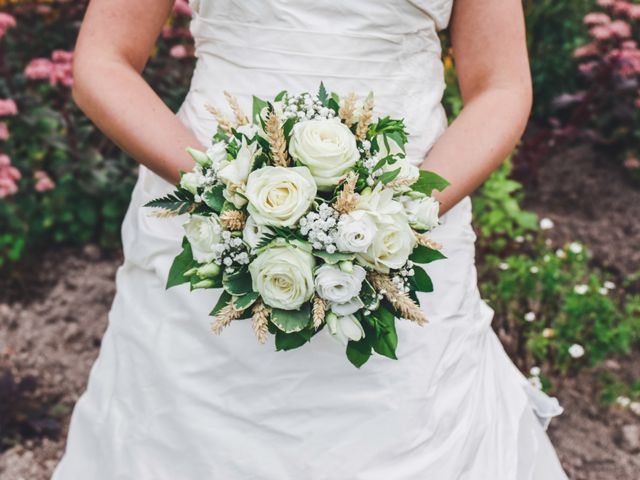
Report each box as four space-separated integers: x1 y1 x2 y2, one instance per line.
0 0 639 478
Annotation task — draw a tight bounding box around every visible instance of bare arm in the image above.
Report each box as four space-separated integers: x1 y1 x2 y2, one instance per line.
72 0 204 185
420 0 532 214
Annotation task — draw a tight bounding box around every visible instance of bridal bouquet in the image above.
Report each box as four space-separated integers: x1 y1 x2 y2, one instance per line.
146 83 449 367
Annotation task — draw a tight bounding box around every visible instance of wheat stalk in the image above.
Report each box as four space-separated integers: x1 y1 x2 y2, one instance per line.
251 300 270 344
355 92 374 141
414 232 442 250
332 172 359 214
204 103 234 136
368 273 428 325
211 303 244 334
312 296 326 329
386 176 417 189
266 110 289 167
224 90 249 126
220 210 247 231
339 92 357 128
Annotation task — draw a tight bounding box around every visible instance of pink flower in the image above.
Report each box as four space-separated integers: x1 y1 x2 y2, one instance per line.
578 61 600 75
34 170 55 192
608 20 632 38
0 13 16 39
173 0 192 16
629 5 640 19
0 122 8 141
24 50 74 87
169 44 193 59
584 12 611 25
597 0 615 6
0 153 20 198
0 99 18 116
574 43 599 58
590 25 613 40
612 0 633 15
25 58 53 80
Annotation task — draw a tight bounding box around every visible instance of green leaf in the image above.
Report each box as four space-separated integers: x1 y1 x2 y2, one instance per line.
378 167 401 184
410 245 447 264
346 337 372 368
369 306 398 360
145 190 194 215
166 237 198 289
411 265 434 292
318 81 329 106
222 269 253 295
271 303 311 333
282 117 296 140
275 327 314 351
412 170 450 196
274 90 288 102
202 184 225 213
312 250 355 264
234 291 260 310
209 290 232 316
252 95 269 124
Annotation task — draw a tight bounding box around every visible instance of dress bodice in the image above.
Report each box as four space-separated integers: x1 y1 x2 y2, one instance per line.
179 0 455 166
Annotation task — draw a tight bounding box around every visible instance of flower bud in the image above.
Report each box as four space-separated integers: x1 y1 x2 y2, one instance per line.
192 279 217 289
339 260 353 273
197 263 221 278
186 147 212 168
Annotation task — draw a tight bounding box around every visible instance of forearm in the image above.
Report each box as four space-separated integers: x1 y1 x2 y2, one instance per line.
420 87 531 214
72 60 203 185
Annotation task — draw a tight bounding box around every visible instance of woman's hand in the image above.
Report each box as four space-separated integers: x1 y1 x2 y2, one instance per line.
420 0 532 214
72 0 205 185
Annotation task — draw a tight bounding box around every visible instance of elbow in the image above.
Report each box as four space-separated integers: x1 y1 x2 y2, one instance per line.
71 54 90 114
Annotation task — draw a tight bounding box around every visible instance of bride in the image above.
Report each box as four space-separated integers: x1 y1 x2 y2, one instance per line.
52 0 568 478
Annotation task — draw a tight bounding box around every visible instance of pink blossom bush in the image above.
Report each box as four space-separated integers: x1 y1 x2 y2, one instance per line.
550 0 640 183
33 170 55 192
0 12 16 39
0 98 18 116
0 154 20 198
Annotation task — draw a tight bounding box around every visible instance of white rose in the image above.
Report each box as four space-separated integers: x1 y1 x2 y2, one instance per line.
242 215 272 250
314 264 366 315
356 184 404 218
356 216 416 273
206 141 228 170
183 214 223 264
245 166 317 227
336 210 377 253
326 313 365 345
249 244 315 310
179 166 205 195
289 118 359 190
218 138 260 208
399 193 440 231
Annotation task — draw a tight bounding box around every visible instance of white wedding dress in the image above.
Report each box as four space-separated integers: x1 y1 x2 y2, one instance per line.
52 1 568 478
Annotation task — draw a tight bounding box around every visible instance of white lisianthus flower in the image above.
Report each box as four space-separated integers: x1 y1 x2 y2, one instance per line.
206 141 228 170
236 123 258 139
568 343 585 359
183 214 223 263
335 210 377 253
289 118 359 190
398 192 440 231
242 215 272 251
326 312 365 345
218 138 261 208
314 264 366 315
249 244 315 310
180 166 206 195
245 166 317 227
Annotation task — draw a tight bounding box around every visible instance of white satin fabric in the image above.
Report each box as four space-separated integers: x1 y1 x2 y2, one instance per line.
52 1 568 478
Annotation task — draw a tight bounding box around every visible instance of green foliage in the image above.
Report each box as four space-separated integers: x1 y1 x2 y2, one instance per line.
271 303 312 333
0 1 194 269
166 237 198 289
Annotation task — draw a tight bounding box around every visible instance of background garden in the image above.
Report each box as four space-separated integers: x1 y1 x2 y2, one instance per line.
0 0 639 478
